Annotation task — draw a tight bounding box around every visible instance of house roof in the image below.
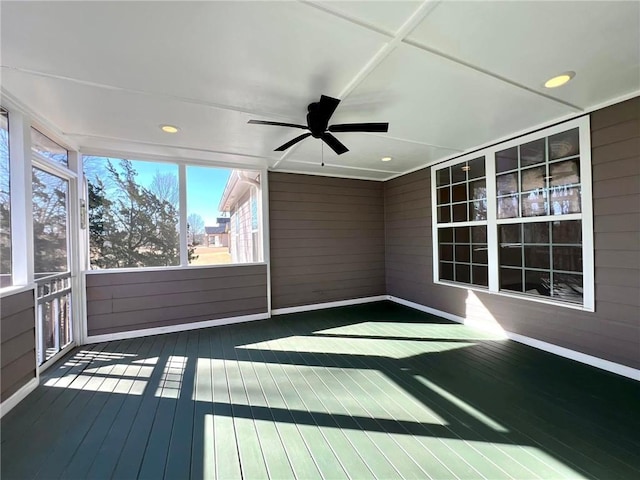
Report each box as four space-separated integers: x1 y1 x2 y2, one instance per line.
1 2 638 180
205 225 227 235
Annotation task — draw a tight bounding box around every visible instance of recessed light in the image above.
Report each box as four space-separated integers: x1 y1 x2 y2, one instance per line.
544 72 575 89
381 156 392 162
160 124 180 133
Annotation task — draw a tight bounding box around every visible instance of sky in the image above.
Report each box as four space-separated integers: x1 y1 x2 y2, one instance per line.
84 157 233 227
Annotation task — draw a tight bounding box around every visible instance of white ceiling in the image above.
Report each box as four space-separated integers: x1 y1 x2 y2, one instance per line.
1 1 638 180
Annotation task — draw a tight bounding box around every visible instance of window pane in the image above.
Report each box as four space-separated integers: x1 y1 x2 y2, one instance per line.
437 187 450 205
521 166 545 192
195 167 262 265
439 228 453 243
553 246 582 272
523 222 550 243
451 165 466 184
550 159 580 187
455 264 471 283
436 168 450 187
552 220 582 244
496 147 518 173
524 246 550 269
438 205 451 223
439 244 453 261
454 227 470 243
500 268 523 292
497 195 519 219
525 270 551 297
452 203 467 222
467 157 485 180
500 245 522 267
455 245 470 263
31 128 68 166
0 109 11 287
187 166 233 265
520 138 545 167
471 225 487 243
472 266 488 286
84 157 180 269
469 179 486 201
550 186 581 215
553 273 583 303
439 262 454 281
522 190 548 217
452 183 467 202
497 173 518 196
500 224 521 243
549 128 579 160
472 246 488 265
33 169 68 277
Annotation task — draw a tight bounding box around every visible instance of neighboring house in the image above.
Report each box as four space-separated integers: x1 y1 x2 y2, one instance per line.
204 217 230 247
218 170 261 263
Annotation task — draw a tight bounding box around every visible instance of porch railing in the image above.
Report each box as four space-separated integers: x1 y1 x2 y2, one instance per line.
36 271 72 365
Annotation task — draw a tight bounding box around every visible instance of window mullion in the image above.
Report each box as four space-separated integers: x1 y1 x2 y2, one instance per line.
485 149 499 292
9 110 34 285
178 164 188 266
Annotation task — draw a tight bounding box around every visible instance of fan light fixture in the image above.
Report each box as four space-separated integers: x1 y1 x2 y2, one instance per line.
544 72 575 88
461 165 470 172
160 125 180 133
381 156 392 162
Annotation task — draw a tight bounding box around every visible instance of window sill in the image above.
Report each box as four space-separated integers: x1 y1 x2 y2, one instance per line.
434 279 594 312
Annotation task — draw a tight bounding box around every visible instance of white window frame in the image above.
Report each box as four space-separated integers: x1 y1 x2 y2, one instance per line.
431 116 594 311
82 154 268 271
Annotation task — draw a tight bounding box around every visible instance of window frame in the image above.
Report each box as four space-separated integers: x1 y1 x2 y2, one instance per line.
431 116 594 311
82 154 268 271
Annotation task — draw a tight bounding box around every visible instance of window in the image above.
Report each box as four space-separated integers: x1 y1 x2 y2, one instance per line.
32 128 68 166
84 157 263 269
0 108 10 287
432 117 593 309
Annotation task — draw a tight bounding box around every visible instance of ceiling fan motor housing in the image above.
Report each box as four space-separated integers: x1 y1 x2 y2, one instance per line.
307 102 328 137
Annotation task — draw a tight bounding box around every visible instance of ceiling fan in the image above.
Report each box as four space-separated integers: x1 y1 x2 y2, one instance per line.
248 94 389 155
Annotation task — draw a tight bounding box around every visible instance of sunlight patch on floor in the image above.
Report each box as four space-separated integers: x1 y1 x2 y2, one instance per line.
155 355 187 399
415 375 508 433
239 335 476 358
313 322 507 341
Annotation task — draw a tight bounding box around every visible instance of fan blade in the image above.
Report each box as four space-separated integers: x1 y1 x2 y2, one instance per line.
328 122 389 133
274 132 312 151
248 120 308 129
318 95 341 122
321 132 349 155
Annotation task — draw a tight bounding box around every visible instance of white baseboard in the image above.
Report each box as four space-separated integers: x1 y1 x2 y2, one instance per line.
0 376 39 419
84 312 270 344
271 296 388 316
388 295 640 381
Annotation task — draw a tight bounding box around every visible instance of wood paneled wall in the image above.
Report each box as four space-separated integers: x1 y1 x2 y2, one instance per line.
384 97 640 369
269 172 385 309
1 289 36 402
86 264 268 337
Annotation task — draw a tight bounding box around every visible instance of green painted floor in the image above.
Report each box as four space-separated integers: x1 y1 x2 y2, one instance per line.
2 301 639 479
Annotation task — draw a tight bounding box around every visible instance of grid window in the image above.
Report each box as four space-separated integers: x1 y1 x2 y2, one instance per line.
432 119 593 309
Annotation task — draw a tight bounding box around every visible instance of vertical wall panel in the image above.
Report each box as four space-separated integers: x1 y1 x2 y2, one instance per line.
0 289 36 402
269 172 385 309
86 264 268 336
384 97 640 369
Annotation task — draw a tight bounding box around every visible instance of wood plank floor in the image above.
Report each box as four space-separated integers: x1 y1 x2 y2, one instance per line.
2 301 639 479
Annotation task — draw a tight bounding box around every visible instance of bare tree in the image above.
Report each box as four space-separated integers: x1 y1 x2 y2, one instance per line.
187 213 205 245
149 170 178 207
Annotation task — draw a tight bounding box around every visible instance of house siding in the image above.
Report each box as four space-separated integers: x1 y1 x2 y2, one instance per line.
1 289 36 402
269 172 385 309
86 264 268 336
230 189 258 263
384 96 640 369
